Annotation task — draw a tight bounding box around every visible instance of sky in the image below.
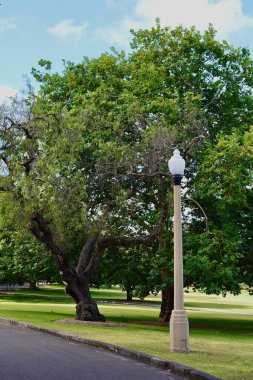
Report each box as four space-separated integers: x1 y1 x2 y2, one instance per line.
1 0 253 102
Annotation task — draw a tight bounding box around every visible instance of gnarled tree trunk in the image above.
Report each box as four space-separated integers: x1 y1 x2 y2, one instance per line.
30 212 105 322
65 277 105 322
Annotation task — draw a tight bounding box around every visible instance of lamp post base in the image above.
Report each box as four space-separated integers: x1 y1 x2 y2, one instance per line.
170 310 190 352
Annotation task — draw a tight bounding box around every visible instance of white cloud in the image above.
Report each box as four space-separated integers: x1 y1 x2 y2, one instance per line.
135 0 253 38
0 17 16 33
105 0 131 9
95 17 144 47
95 0 253 46
0 86 18 103
105 0 117 7
47 19 88 40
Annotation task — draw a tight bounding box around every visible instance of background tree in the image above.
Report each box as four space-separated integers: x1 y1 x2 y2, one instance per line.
184 127 253 295
0 229 58 289
94 245 160 302
0 202 58 288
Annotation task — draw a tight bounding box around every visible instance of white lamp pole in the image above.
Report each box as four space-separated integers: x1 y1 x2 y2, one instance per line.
168 149 190 353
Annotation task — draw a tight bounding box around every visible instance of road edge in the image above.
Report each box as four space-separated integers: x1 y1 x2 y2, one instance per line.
0 317 221 380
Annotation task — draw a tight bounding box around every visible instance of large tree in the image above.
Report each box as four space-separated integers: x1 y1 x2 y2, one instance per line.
1 23 253 321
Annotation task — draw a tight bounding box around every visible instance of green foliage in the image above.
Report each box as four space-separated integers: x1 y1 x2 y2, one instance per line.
184 127 253 294
94 246 161 300
0 226 58 285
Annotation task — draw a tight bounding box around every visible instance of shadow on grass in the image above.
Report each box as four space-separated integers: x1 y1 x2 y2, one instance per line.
189 314 253 335
186 302 249 310
10 288 67 297
106 313 253 335
0 293 73 304
1 288 127 302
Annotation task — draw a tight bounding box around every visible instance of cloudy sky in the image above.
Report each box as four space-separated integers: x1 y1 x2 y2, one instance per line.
1 0 253 101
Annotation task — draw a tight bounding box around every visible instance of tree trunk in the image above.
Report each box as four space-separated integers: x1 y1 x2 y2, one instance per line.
29 281 38 290
159 286 174 322
76 301 105 322
66 278 105 322
30 212 105 322
126 287 133 301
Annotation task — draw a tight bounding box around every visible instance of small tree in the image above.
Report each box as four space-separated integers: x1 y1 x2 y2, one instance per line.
0 222 58 288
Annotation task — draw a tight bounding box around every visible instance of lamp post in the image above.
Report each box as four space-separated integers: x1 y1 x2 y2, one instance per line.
168 149 190 353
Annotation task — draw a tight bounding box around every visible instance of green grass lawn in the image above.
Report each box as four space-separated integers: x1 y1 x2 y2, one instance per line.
0 285 252 380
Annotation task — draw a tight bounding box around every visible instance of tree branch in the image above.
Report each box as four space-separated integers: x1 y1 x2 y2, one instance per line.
84 202 168 278
0 154 8 165
183 197 211 233
183 134 206 158
76 233 101 275
30 212 65 258
4 117 33 139
22 157 35 174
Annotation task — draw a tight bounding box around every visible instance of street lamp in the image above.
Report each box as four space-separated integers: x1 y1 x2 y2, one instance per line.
168 149 190 353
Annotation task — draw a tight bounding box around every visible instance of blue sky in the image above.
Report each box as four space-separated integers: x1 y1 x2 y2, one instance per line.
1 0 253 101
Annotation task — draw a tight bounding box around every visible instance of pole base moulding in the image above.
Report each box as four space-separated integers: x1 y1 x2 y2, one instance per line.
170 309 190 353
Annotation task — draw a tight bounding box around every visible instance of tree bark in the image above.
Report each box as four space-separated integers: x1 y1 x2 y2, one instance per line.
157 231 174 322
159 287 174 322
126 287 133 301
29 281 38 290
58 262 106 321
66 281 105 322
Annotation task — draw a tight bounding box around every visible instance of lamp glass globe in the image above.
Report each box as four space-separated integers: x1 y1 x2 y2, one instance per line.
168 149 185 176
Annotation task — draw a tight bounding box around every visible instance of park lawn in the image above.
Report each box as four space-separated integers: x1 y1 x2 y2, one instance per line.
0 289 252 380
183 289 253 315
8 285 253 315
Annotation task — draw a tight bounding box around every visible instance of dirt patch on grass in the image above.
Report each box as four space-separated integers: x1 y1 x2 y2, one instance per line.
55 318 128 327
55 319 234 334
130 320 169 327
130 321 216 332
55 319 170 328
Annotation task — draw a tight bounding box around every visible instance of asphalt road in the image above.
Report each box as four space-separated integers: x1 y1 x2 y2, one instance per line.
0 322 183 380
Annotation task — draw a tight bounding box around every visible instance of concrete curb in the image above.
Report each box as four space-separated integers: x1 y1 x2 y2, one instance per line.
0 317 221 380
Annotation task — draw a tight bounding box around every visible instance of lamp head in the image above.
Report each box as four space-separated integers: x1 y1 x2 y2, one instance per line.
168 149 185 185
